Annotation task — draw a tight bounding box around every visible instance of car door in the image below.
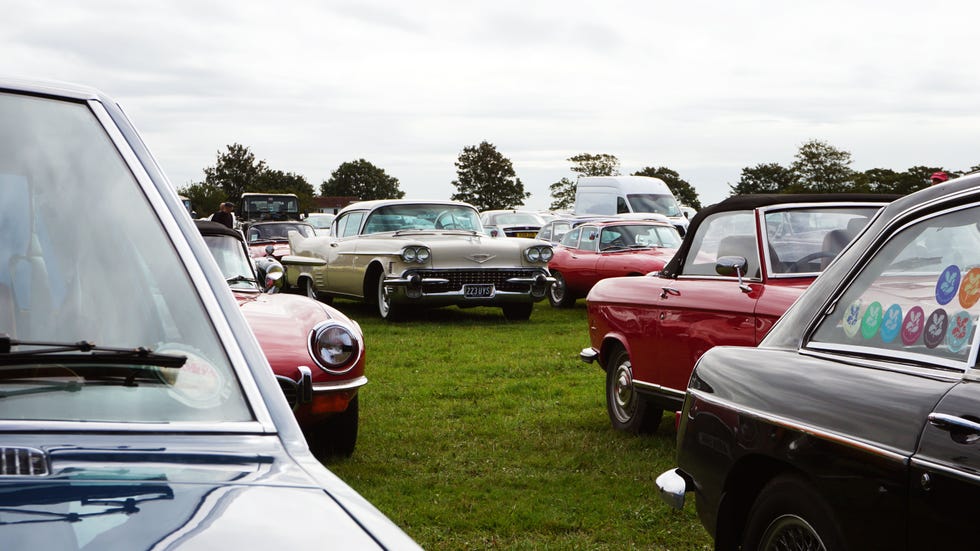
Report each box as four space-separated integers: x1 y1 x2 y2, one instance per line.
325 210 365 295
653 210 762 392
561 225 600 295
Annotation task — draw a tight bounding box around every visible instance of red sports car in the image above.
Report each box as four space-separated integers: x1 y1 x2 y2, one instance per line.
198 220 365 458
245 220 316 260
547 219 681 307
580 194 897 434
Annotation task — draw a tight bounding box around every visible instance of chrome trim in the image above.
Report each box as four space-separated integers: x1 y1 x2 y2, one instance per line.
655 468 688 510
801 345 967 378
634 379 687 399
89 100 276 432
0 446 48 476
312 375 368 393
677 274 763 283
0 420 267 432
687 388 910 463
580 347 599 364
911 456 980 485
307 321 363 374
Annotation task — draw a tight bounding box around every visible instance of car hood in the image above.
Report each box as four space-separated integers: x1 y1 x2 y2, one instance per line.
249 242 291 259
0 434 415 549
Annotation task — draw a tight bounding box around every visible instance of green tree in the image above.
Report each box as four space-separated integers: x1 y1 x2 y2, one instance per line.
177 180 225 218
633 166 702 209
549 177 576 210
255 169 317 213
202 143 267 204
548 153 621 210
450 141 528 210
729 163 797 195
321 159 404 201
791 139 855 193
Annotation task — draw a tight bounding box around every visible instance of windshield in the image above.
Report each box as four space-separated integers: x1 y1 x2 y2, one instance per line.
627 194 682 217
599 224 682 250
203 235 259 291
487 212 543 226
247 222 314 242
0 92 251 423
363 204 483 234
306 214 334 229
241 195 299 221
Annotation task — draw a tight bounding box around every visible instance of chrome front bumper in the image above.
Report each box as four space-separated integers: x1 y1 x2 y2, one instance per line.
656 468 690 510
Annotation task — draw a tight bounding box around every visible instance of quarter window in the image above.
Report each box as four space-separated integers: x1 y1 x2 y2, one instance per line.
561 227 582 248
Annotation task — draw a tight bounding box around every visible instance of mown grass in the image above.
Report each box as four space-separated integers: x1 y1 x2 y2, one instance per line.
324 299 711 550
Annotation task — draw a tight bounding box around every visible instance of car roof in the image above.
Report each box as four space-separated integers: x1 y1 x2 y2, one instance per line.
340 199 477 213
659 193 901 279
195 219 245 241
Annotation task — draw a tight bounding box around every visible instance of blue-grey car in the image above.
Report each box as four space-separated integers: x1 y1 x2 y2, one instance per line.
0 79 420 549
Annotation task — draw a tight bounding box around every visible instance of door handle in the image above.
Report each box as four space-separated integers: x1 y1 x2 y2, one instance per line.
660 287 680 299
928 413 980 444
330 242 339 247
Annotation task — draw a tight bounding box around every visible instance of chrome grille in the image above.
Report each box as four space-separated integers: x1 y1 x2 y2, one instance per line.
419 269 540 293
0 447 49 476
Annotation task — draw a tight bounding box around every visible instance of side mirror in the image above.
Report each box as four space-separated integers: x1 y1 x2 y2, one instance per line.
715 256 752 293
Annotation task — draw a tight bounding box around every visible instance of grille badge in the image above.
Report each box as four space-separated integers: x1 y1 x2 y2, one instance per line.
466 254 495 264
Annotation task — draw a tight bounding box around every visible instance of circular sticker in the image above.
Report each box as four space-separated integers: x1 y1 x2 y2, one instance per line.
959 268 980 309
879 304 903 343
842 299 862 338
901 306 925 345
861 302 883 339
923 308 949 349
936 265 961 305
947 310 973 354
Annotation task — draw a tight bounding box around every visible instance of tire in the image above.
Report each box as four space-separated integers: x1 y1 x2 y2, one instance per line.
502 302 533 321
605 347 661 433
742 475 845 551
376 273 403 320
548 271 576 308
306 395 359 460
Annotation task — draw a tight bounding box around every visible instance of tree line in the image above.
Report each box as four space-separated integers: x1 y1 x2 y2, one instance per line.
179 139 974 216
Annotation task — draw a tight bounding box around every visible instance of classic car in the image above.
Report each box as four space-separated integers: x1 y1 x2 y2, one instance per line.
547 219 681 307
305 212 336 235
657 175 980 550
282 199 555 320
198 220 364 458
535 216 599 245
245 220 316 260
480 209 546 238
580 194 897 434
0 79 418 548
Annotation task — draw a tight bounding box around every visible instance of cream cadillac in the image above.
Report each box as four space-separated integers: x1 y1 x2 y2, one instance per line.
282 200 555 320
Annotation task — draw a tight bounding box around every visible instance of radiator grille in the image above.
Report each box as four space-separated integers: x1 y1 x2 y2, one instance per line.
419 269 540 293
277 375 299 408
0 447 49 476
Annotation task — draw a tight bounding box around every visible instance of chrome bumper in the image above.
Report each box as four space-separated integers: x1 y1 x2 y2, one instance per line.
656 468 689 510
579 347 598 364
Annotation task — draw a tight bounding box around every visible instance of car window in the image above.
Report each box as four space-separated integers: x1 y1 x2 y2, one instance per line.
808 204 980 368
0 92 251 423
579 226 599 252
764 207 881 275
204 235 258 291
363 204 481 233
336 212 365 237
682 211 760 278
627 193 681 217
561 227 582 248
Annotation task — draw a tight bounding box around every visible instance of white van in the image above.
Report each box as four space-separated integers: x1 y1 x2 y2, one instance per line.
573 175 689 234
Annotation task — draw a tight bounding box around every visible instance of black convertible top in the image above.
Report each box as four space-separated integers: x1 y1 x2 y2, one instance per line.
195 219 245 241
658 193 900 279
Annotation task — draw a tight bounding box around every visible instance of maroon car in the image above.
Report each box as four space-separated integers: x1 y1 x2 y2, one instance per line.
580 194 897 433
198 220 365 458
246 220 316 260
547 219 681 307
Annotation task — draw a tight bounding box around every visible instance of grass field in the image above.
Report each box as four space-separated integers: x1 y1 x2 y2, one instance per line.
324 299 712 550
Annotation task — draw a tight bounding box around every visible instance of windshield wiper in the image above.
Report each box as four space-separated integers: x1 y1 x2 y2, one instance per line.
0 335 186 368
226 275 258 285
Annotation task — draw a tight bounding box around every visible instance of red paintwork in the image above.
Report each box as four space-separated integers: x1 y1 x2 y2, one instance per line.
234 291 364 424
587 270 810 396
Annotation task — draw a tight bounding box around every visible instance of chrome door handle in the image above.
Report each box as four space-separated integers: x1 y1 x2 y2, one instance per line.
661 287 680 299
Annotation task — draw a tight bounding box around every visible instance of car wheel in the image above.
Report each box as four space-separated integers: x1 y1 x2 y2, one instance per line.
502 303 533 321
605 347 661 433
548 271 575 308
742 475 845 551
306 395 359 460
376 273 403 320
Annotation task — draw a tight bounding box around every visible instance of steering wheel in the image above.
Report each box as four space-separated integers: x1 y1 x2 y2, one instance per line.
602 238 628 251
784 251 836 272
434 210 461 230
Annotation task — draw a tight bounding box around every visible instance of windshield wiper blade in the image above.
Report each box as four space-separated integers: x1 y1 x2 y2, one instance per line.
0 335 186 368
226 275 258 285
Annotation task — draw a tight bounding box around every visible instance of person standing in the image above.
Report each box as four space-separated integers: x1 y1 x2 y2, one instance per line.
212 202 235 228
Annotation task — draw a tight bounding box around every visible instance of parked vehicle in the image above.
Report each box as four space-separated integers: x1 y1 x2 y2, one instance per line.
573 175 689 235
480 209 546 238
306 212 336 235
548 219 681 307
282 199 555 320
239 192 301 226
581 194 896 433
197 220 365 459
245 220 316 260
0 78 419 549
658 176 980 550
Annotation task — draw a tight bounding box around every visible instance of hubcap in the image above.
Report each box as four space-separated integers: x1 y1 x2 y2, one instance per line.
611 360 636 422
551 274 565 302
759 515 826 551
378 278 391 316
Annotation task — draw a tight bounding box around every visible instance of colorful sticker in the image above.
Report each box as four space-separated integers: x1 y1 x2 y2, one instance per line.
959 268 980 309
936 265 961 305
842 299 862 338
860 301 883 339
901 306 925 345
880 304 903 343
947 310 973 353
924 309 949 349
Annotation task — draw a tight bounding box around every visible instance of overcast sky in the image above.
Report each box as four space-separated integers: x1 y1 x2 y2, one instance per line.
3 1 979 209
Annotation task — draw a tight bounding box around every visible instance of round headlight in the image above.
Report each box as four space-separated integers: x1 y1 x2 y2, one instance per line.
309 322 360 373
417 248 431 262
401 248 417 263
539 247 553 262
526 248 541 262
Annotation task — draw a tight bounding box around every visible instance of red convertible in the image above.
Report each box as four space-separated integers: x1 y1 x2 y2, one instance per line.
580 194 897 433
198 220 365 458
547 219 681 307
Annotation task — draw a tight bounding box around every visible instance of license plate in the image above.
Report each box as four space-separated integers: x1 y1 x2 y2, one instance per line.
463 284 495 298
516 232 536 238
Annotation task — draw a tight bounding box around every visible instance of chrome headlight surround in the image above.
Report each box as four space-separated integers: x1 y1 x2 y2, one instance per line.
400 246 431 263
307 320 362 374
524 245 553 263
